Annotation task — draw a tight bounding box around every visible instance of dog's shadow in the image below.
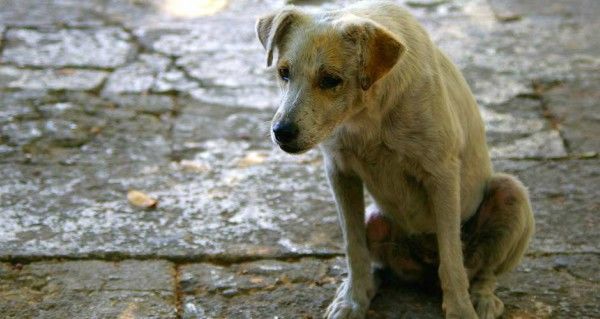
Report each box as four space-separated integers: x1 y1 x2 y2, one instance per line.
368 268 444 318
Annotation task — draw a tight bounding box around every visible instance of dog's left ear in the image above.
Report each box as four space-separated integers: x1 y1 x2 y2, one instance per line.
256 7 301 67
343 20 406 90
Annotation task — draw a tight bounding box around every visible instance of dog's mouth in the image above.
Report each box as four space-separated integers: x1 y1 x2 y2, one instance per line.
269 119 318 154
278 143 309 154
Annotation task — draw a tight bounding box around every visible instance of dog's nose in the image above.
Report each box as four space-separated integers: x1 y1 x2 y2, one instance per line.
273 121 299 144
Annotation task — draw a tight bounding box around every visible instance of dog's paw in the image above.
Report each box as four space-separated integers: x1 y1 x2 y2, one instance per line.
472 293 504 319
444 309 479 319
324 279 372 319
325 300 367 319
442 298 479 319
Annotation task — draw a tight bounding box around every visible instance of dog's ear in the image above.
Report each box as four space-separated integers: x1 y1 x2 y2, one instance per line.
256 7 301 67
343 20 405 90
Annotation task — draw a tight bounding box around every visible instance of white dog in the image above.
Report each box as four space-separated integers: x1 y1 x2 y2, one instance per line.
256 1 534 318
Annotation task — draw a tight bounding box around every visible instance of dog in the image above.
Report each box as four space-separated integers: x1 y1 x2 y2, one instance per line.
256 1 534 318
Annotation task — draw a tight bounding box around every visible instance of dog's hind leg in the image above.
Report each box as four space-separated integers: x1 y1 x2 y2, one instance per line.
463 173 535 319
366 207 421 282
366 206 436 284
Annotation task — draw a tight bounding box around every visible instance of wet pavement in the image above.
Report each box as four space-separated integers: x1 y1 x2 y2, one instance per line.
0 0 598 318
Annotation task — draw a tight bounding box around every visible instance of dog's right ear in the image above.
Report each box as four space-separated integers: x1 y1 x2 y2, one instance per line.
256 7 300 67
341 18 406 90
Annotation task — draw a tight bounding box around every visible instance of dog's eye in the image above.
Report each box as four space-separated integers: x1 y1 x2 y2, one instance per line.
278 67 290 82
319 75 342 89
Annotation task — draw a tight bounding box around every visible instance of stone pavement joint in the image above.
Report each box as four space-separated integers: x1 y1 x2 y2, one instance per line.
174 264 184 319
0 251 346 266
532 80 573 155
0 26 8 57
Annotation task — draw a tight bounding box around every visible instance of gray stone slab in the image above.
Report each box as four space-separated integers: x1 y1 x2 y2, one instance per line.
153 68 199 93
483 97 567 159
177 50 274 88
172 100 273 150
543 76 600 155
420 0 600 105
102 53 198 96
190 86 280 110
498 255 600 318
0 91 64 160
490 130 567 159
483 99 546 143
417 6 533 106
102 93 176 115
2 28 134 68
71 113 169 164
0 0 107 27
135 18 261 56
179 257 345 318
0 260 176 319
148 143 342 258
0 91 43 124
0 91 172 165
0 66 107 91
488 0 600 21
0 143 340 258
0 121 43 149
179 254 599 318
102 54 171 94
494 159 600 254
549 254 600 283
372 255 600 318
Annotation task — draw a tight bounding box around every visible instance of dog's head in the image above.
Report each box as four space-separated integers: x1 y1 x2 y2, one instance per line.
256 7 405 153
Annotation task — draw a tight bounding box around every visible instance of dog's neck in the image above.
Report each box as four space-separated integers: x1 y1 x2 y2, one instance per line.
326 35 438 154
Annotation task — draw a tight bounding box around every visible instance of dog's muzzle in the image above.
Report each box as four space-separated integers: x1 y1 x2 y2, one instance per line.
272 120 299 144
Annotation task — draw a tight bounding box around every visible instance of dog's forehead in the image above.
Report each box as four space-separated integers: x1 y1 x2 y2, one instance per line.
284 25 348 71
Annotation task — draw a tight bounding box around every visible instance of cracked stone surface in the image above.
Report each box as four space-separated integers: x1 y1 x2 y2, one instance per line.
0 66 107 91
179 257 447 318
543 75 600 155
177 50 275 88
2 28 135 68
179 255 600 318
0 260 176 319
102 53 171 95
495 159 600 254
0 0 598 317
172 99 273 149
483 97 567 159
0 1 107 27
0 144 340 258
190 86 280 110
498 255 600 318
179 257 346 318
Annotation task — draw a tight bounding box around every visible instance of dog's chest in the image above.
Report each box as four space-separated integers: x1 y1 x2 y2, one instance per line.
336 143 435 234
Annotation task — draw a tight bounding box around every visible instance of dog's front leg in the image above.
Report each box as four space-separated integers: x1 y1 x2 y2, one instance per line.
427 163 478 319
324 159 373 319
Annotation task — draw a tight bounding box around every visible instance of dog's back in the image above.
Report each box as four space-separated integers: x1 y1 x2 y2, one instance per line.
334 0 492 219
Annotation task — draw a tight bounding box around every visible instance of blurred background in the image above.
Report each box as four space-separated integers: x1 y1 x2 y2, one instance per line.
0 0 598 318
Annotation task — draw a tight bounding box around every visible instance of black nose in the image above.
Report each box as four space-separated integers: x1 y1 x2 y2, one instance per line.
273 121 299 144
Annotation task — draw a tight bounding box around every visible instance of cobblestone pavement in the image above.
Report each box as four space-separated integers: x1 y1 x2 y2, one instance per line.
0 0 598 318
